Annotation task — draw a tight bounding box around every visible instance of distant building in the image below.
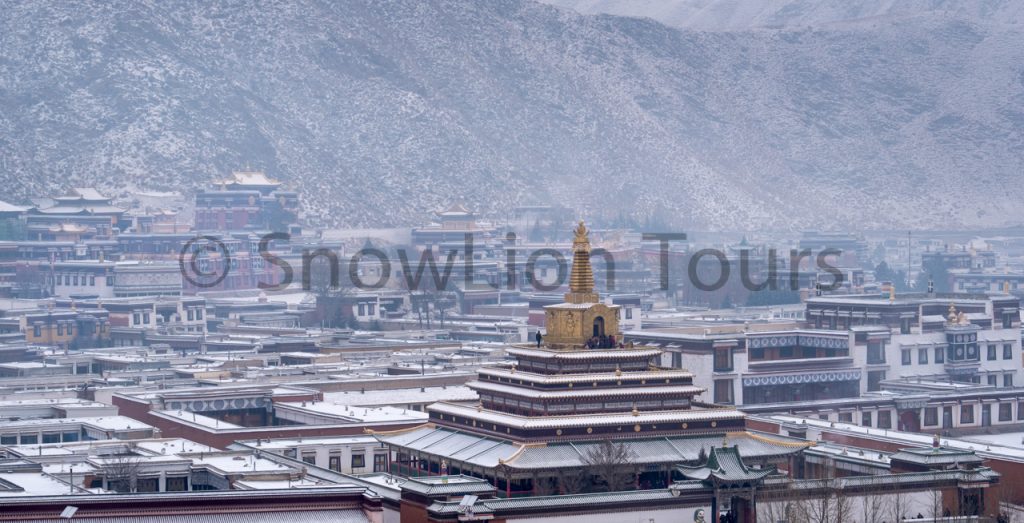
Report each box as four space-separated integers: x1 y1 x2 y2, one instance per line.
25 188 126 240
193 171 300 232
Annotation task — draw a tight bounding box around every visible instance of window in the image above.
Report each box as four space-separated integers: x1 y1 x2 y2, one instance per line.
918 349 928 364
106 276 114 286
867 342 885 364
961 405 975 424
196 309 203 320
373 453 388 472
351 454 366 469
1005 374 1014 387
166 477 187 492
934 346 945 363
328 455 341 472
987 344 997 360
901 350 911 365
0 434 16 445
89 275 95 286
57 323 63 336
1004 344 1013 360
20 434 37 444
625 308 633 320
33 325 41 337
749 347 764 360
838 412 853 423
988 375 998 387
999 403 1013 422
187 309 194 321
1019 402 1024 421
861 412 872 427
66 324 73 336
867 370 886 392
42 433 60 444
713 380 733 404
924 407 938 426
143 313 150 324
72 275 79 286
714 348 732 372
133 313 141 325
62 431 78 442
301 453 316 465
877 410 892 429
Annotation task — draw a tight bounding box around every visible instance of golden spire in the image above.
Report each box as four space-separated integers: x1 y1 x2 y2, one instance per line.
565 221 599 304
947 303 957 324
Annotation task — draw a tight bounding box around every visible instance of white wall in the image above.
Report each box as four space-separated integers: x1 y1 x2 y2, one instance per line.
512 505 708 523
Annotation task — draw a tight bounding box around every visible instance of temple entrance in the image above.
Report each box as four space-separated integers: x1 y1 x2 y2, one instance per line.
899 409 921 432
592 316 605 337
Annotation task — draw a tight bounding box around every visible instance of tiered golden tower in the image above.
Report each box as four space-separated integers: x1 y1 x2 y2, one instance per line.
542 221 621 349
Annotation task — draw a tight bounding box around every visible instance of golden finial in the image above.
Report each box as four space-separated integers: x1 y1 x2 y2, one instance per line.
947 303 957 324
510 363 516 374
615 365 622 377
632 405 639 417
957 311 967 325
1004 281 1011 294
888 285 896 303
573 220 588 242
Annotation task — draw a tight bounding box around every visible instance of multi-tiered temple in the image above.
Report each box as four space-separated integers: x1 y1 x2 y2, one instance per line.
380 222 804 495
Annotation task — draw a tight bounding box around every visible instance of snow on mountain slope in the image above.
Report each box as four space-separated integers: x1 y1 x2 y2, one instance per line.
542 0 1024 31
1 0 1022 230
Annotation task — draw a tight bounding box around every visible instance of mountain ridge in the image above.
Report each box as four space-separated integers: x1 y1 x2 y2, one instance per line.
1 0 1022 230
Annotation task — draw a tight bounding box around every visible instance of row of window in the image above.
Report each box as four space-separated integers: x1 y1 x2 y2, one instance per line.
0 431 82 445
54 274 114 287
299 452 388 472
32 323 75 337
900 344 1013 365
922 402 1023 426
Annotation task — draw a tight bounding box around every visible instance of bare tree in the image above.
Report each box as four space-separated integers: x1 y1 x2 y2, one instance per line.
859 475 888 523
532 476 558 496
788 459 852 523
101 452 143 493
582 440 637 492
755 483 794 523
928 485 946 522
888 482 908 523
557 468 589 495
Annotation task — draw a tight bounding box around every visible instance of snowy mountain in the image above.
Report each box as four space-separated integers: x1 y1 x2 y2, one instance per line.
1 0 1022 230
541 0 1024 31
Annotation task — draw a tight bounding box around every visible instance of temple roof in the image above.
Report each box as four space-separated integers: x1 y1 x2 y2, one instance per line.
505 346 661 360
889 446 984 467
224 170 281 187
677 446 772 483
380 426 806 472
467 380 704 400
477 367 695 385
428 401 743 429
